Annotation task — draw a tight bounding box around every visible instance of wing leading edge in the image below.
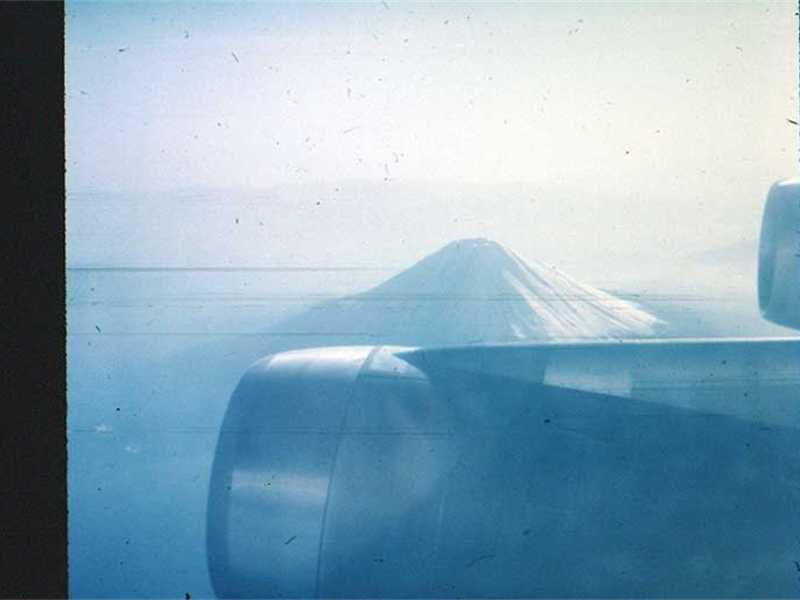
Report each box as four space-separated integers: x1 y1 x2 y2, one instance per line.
399 337 800 430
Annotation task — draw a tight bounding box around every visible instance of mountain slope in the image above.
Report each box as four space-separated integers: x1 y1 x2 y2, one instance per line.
273 238 663 347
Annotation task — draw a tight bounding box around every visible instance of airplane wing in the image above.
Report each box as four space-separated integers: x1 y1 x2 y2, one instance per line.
400 336 800 430
207 337 800 599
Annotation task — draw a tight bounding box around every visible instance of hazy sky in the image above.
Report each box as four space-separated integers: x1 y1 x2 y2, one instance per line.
66 1 799 285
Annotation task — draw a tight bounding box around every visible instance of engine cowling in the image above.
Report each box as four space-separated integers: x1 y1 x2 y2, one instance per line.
206 345 442 599
758 178 800 330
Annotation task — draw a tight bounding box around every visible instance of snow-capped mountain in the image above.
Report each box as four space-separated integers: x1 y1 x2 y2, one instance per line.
274 238 663 347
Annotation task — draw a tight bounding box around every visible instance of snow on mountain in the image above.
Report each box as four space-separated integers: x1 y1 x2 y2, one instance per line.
273 238 664 347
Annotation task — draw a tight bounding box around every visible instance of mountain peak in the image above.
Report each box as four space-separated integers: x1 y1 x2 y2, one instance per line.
441 237 502 250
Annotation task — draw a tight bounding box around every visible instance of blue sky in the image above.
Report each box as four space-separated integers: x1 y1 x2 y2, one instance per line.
66 1 797 190
66 1 798 285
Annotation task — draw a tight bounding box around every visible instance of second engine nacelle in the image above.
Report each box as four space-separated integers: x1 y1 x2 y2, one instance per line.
759 178 800 330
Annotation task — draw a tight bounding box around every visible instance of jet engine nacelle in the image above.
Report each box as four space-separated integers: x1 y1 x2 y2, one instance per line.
759 178 800 330
207 345 452 599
